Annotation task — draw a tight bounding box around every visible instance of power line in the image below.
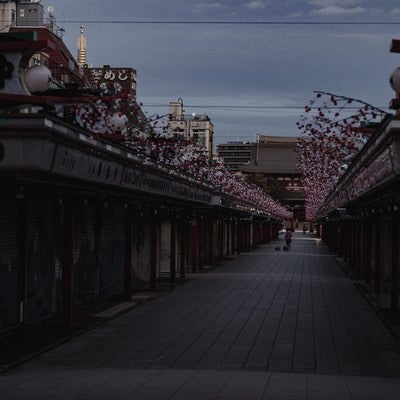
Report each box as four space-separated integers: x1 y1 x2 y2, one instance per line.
56 20 400 25
142 104 390 110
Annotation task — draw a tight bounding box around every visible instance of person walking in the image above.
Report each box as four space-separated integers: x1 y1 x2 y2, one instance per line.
285 228 293 249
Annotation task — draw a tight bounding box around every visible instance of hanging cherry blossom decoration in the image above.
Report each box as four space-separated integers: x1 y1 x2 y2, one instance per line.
57 92 290 218
71 92 168 142
296 91 388 220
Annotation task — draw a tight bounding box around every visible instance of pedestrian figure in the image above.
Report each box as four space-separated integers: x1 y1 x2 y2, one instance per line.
303 224 307 234
285 228 292 249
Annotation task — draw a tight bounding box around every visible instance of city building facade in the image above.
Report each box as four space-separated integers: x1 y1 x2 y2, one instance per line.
166 99 214 158
216 141 253 172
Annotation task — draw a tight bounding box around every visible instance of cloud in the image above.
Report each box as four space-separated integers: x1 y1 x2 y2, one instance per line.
310 5 367 16
193 2 226 14
308 0 364 6
245 1 266 11
390 8 400 17
307 0 368 16
287 12 304 18
328 32 392 45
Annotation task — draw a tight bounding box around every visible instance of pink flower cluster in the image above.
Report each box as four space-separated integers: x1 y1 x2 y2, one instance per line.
70 97 290 218
296 91 387 220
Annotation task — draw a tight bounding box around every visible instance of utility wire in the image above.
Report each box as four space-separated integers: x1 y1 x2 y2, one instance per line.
49 20 400 25
142 104 391 110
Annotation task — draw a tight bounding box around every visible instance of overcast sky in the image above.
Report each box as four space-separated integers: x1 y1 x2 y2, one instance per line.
45 0 400 145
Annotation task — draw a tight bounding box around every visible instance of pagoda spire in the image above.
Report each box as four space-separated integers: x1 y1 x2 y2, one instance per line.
77 25 87 65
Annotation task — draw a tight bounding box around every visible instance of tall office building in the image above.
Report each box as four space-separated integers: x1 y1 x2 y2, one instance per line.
216 141 253 172
166 99 214 158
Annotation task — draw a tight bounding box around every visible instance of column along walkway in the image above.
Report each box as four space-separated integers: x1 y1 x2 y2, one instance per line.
2 232 400 400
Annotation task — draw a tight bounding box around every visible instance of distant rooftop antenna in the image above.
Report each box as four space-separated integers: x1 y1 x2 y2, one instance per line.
77 25 87 65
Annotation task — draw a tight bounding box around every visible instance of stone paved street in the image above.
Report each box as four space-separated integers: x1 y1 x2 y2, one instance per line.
2 232 400 399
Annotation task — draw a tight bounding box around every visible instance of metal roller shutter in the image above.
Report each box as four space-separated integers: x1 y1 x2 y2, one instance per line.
73 203 97 307
25 198 56 324
99 206 125 300
0 199 19 332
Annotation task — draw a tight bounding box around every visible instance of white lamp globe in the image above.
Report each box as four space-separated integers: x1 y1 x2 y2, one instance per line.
109 113 128 133
390 67 400 93
24 65 52 93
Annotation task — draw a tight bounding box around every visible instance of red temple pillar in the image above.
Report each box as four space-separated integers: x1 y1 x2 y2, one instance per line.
170 218 176 284
124 206 133 300
180 218 187 282
150 210 158 291
207 218 215 266
391 212 399 308
363 218 371 284
62 199 74 327
191 219 199 273
374 215 382 294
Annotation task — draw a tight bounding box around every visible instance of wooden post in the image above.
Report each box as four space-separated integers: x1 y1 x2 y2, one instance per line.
198 218 205 270
233 219 239 255
207 218 214 266
218 219 224 259
63 199 74 327
124 206 133 300
391 212 399 309
170 218 176 284
94 201 102 301
150 210 158 291
17 197 27 325
374 215 381 294
180 218 187 282
363 218 371 284
191 219 198 273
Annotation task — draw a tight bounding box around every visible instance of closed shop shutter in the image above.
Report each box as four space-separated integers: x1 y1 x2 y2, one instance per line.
25 198 56 324
99 206 125 300
73 203 97 307
53 201 64 319
0 199 19 332
132 213 151 288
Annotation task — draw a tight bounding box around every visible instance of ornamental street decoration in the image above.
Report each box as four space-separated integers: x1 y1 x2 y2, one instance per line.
0 33 290 220
71 92 290 219
296 91 388 221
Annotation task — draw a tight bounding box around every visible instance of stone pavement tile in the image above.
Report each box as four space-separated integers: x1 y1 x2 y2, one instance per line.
216 370 270 399
171 393 219 400
4 236 400 400
244 350 269 370
38 376 115 398
345 375 400 400
170 370 233 399
315 362 340 375
308 374 351 400
1 372 85 400
262 372 308 400
126 388 178 400
80 369 193 400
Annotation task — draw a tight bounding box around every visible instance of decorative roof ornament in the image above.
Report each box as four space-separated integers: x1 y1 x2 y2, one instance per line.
389 39 400 114
77 25 87 65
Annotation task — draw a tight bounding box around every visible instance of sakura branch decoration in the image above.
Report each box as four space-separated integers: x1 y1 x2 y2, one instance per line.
71 89 169 141
126 134 290 218
60 92 290 219
296 91 388 220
